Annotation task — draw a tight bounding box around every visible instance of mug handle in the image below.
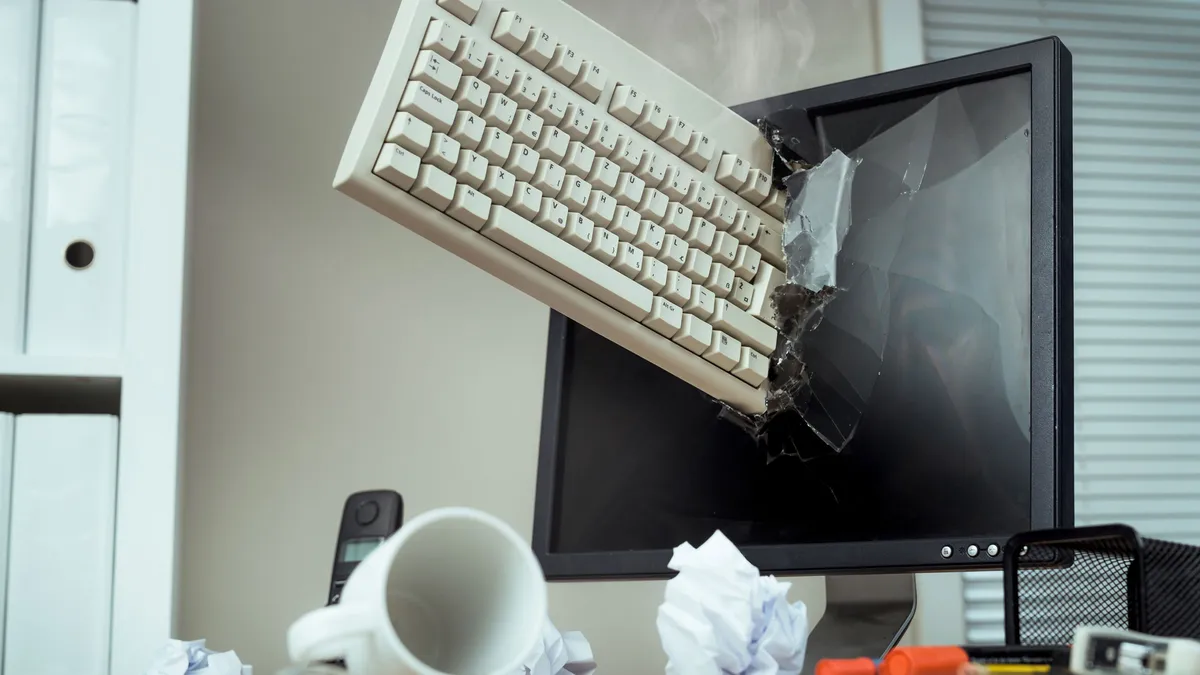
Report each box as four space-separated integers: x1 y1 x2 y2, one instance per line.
287 602 375 664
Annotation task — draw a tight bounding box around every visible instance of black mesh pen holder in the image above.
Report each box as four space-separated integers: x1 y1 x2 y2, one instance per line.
1003 524 1200 646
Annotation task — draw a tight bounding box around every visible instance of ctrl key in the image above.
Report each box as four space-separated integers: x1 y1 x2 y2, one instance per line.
373 143 421 191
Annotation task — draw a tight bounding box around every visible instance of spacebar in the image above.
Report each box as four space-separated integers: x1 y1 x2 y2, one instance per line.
481 205 653 321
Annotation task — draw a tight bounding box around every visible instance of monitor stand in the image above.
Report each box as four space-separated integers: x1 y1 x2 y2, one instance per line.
803 573 917 674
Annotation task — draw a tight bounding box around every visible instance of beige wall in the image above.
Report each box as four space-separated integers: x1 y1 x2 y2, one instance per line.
180 1 879 672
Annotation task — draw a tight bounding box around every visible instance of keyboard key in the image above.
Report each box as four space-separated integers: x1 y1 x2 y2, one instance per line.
585 226 619 264
662 271 692 306
584 190 616 226
633 221 665 255
716 153 750 191
422 19 461 59
662 203 692 237
508 181 543 219
682 182 714 214
373 143 420 191
711 231 738 266
740 169 772 205
704 263 734 298
481 206 652 320
562 142 596 177
733 347 769 387
635 152 667 188
674 314 713 355
510 116 544 156
423 133 460 172
481 166 516 202
660 116 691 155
506 72 542 108
613 172 645 208
447 185 491 230
532 159 566 195
451 38 487 76
561 104 593 141
482 93 518 129
386 112 433 155
453 76 489 115
729 277 753 310
560 213 594 250
711 299 777 354
643 296 683 337
755 219 784 268
761 188 787 219
481 53 516 90
635 188 668 223
683 248 713 284
452 149 488 188
477 127 513 164
636 256 668 294
437 0 481 24
704 331 741 370
546 45 581 85
399 81 457 133
411 165 456 211
520 27 556 69
555 177 589 212
609 85 645 125
611 136 643 172
685 217 716 251
492 11 530 52
729 210 761 244
707 196 738 230
572 60 606 102
612 242 644 278
504 144 539 181
586 157 619 192
731 245 761 280
659 234 688 270
660 166 690 201
682 132 714 170
749 262 785 327
634 100 668 140
450 111 485 150
585 121 618 157
411 50 462 97
685 285 716 320
534 127 569 162
610 206 641 241
534 197 568 235
533 88 566 125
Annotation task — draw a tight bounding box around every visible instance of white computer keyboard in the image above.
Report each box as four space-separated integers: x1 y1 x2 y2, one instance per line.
335 0 789 414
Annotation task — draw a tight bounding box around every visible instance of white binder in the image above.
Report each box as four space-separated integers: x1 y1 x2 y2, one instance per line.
0 0 41 354
24 0 135 357
5 414 118 675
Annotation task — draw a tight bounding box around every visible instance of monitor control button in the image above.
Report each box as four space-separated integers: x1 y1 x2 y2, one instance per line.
967 544 979 557
940 546 952 558
355 500 380 526
987 544 999 557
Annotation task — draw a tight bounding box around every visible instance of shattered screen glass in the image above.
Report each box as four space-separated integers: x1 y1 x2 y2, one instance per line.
548 73 1034 552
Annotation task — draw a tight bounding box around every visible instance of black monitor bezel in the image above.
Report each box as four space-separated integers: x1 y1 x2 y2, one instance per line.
531 37 1073 580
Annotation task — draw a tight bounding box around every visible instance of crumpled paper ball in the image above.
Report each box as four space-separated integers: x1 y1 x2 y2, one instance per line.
143 639 249 675
516 619 597 675
657 530 809 675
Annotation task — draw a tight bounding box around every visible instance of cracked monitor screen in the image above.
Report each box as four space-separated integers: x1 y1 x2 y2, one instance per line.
547 73 1033 553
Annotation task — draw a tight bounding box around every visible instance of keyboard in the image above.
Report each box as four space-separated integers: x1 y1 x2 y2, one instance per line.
334 0 788 414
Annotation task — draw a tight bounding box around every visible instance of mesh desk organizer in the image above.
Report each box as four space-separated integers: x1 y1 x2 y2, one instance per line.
1003 524 1200 645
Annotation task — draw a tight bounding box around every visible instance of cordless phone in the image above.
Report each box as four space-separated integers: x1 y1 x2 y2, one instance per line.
327 490 403 605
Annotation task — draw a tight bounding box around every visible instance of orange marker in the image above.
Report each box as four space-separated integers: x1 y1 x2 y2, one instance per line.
880 647 970 675
816 657 879 675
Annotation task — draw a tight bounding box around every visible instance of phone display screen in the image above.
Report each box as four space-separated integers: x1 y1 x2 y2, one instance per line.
339 536 383 563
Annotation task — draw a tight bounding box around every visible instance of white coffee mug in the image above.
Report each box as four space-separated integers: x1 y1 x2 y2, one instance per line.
287 507 547 675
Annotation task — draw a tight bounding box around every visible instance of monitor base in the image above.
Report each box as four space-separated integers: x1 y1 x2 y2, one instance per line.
804 573 917 674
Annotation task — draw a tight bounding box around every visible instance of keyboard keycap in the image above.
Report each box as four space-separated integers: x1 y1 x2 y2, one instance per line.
411 50 462 97
482 93 518 129
729 277 753 310
611 136 643 172
660 166 689 201
450 111 485 150
584 191 616 226
704 263 734 299
438 0 481 24
560 213 594 250
447 185 491 230
636 256 668 294
531 159 566 195
729 210 761 244
613 172 645 208
451 38 487 76
609 85 645 125
481 206 652 320
659 235 687 270
585 226 619 264
585 121 618 157
682 132 714 170
508 181 543 219
452 149 488 188
643 296 683 337
711 231 738 266
755 219 785 268
685 285 716 320
386 112 433 155
682 182 714 214
424 133 461 172
481 166 516 202
662 271 692 306
520 28 556 69
534 197 568 235
562 143 595 177
507 72 542 108
557 176 591 211
546 44 581 85
533 88 566 125
732 245 761 280
609 206 641 241
453 76 489 115
492 11 530 52
399 81 457 133
612 242 644 278
572 60 606 102
504 144 539 181
477 127 513 164
635 188 667 223
761 189 787 219
422 19 461 59
733 347 769 387
704 331 741 370
716 153 750 191
740 169 772 205
683 248 713 284
635 152 667 187
749 262 785 327
586 157 619 192
633 221 665 255
481 54 516 90
707 196 738 230
674 314 713 355
561 104 593 141
411 165 456 211
685 217 716 251
662 203 691 237
373 143 420 191
634 101 668 140
711 299 777 354
534 127 569 163
660 116 691 155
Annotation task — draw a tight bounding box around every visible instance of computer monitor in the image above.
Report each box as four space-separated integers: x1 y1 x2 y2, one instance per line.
531 37 1073 579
